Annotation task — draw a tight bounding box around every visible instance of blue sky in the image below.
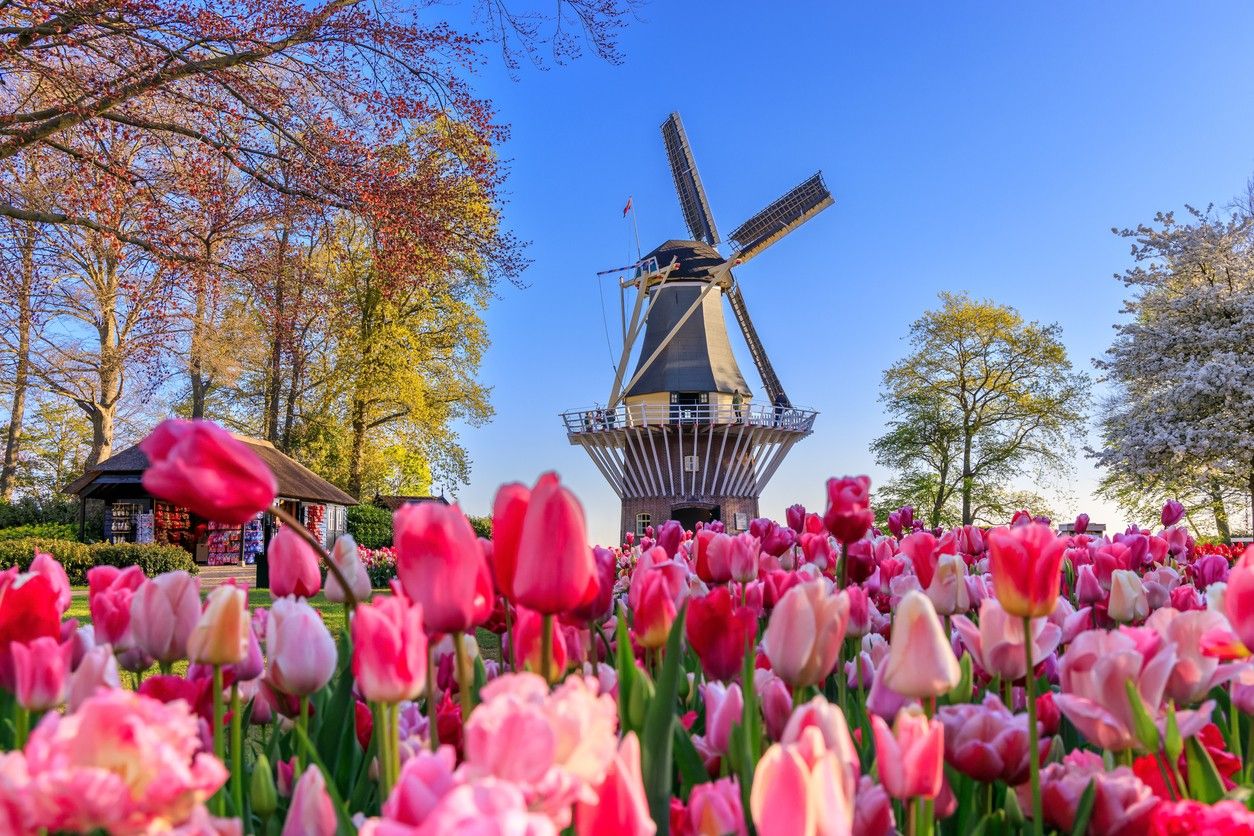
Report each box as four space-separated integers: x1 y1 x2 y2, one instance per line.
441 1 1254 542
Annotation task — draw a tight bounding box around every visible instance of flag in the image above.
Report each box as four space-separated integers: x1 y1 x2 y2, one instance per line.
622 196 632 217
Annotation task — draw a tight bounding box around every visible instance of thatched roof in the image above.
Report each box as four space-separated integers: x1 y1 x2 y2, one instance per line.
374 494 448 511
66 435 357 506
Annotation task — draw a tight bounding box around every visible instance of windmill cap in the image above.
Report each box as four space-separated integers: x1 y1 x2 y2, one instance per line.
641 239 725 280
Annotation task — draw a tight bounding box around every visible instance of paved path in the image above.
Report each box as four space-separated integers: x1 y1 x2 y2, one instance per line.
197 564 257 590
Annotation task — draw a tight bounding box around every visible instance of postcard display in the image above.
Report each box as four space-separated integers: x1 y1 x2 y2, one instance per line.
205 513 266 565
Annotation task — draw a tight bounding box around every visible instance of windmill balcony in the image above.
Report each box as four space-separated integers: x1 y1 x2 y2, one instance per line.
560 402 818 435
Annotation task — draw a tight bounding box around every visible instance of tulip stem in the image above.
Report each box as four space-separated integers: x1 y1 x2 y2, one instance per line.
390 701 401 784
1155 751 1178 801
836 543 846 589
426 643 439 752
453 631 473 719
540 614 554 684
1022 615 1043 836
1230 685 1242 764
212 665 225 816
13 707 27 750
503 602 514 671
229 684 243 815
594 620 613 664
296 696 309 777
373 702 393 800
268 505 357 610
1246 716 1254 783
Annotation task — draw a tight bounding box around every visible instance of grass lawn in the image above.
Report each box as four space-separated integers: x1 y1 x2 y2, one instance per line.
67 587 502 679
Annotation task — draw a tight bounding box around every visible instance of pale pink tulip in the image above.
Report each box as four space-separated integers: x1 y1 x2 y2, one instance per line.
281 767 336 836
694 682 743 766
685 777 745 836
762 581 848 689
66 643 120 712
750 726 855 836
1108 570 1148 624
265 597 337 696
1145 607 1243 704
953 598 1060 682
1017 750 1158 835
325 535 371 604
131 571 201 665
881 591 960 698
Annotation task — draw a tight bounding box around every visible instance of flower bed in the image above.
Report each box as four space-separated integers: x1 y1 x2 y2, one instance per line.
0 419 1252 833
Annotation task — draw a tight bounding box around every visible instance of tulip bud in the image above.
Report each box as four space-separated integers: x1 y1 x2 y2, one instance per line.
251 753 278 819
188 585 249 665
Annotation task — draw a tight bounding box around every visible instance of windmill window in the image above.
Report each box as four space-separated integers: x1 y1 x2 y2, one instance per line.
636 513 651 536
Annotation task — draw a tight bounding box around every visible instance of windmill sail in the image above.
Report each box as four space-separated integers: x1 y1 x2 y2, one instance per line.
661 113 720 246
729 173 833 264
725 281 789 407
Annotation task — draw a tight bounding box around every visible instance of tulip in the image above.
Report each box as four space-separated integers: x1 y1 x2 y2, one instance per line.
694 683 744 766
250 753 279 820
490 482 531 599
686 587 757 681
130 571 201 666
140 418 278 525
1224 547 1254 651
937 694 1040 784
786 504 807 534
512 606 568 681
1052 629 1212 752
780 696 859 784
266 597 337 696
926 552 970 616
1073 514 1090 535
728 533 761 583
899 531 941 591
1145 608 1242 704
953 598 1061 683
755 670 794 741
852 775 895 835
66 643 121 712
762 581 848 689
750 726 855 836
685 777 745 836
513 473 595 615
881 591 960 698
0 569 62 690
845 585 872 638
188 585 249 666
1162 499 1185 528
887 509 904 540
630 558 687 650
325 535 371 603
574 732 655 836
87 564 146 648
1075 564 1105 606
268 527 322 599
656 520 684 559
1108 570 1148 624
822 475 874 546
352 594 428 703
1019 751 1158 835
29 552 70 615
871 707 944 800
568 546 616 624
11 635 71 711
395 501 493 634
282 766 337 836
987 523 1066 618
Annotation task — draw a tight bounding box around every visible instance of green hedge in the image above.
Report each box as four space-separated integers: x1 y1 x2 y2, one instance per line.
347 504 393 549
0 538 195 585
467 515 492 540
0 523 77 541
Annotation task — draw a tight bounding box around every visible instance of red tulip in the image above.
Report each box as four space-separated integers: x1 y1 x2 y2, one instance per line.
786 504 807 535
512 605 568 680
575 733 655 836
686 587 757 681
268 527 321 599
395 502 493 635
987 523 1067 618
490 482 530 598
822 475 874 545
140 418 277 525
29 552 70 615
0 568 61 690
352 594 428 703
512 473 594 615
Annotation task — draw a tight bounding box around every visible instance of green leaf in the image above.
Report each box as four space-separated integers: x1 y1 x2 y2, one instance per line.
641 607 686 836
1004 787 1024 826
1164 702 1183 763
672 724 706 801
948 651 973 704
1186 735 1227 803
614 605 642 736
1124 678 1160 751
1070 779 1096 836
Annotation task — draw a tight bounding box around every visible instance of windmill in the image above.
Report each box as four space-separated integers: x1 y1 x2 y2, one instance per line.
562 111 833 537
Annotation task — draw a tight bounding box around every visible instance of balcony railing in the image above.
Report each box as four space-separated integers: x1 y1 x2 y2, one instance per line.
561 402 818 435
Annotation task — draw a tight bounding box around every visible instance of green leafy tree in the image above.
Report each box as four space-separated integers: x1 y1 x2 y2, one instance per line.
873 292 1090 526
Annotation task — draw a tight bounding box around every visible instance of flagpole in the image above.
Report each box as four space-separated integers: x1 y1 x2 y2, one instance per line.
629 201 642 258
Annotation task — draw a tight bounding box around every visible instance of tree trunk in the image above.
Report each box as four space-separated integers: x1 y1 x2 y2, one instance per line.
85 403 115 468
1210 480 1231 543
189 281 208 419
0 225 35 499
280 349 301 452
85 255 123 468
348 396 368 499
264 229 288 443
961 431 973 526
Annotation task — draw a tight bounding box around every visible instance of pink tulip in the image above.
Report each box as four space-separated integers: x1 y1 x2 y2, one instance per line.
140 418 278 526
685 777 745 836
11 635 71 711
786 504 807 534
324 535 371 603
281 767 337 836
419 783 558 834
1162 500 1185 528
693 683 743 766
1019 751 1158 835
21 690 226 834
574 732 655 836
1053 629 1212 752
754 670 794 741
781 696 859 784
823 475 874 546
268 527 321 599
852 775 895 835
28 552 70 615
953 598 1061 682
377 745 458 827
131 571 201 665
87 565 146 647
512 605 568 680
937 694 1042 784
871 707 944 800
1108 570 1148 624
512 473 595 615
266 597 337 696
987 523 1067 618
728 533 761 584
66 643 121 712
352 593 427 703
490 482 531 599
750 725 855 836
395 501 493 634
762 581 847 689
1224 547 1254 652
881 590 960 698
1076 564 1105 606
1145 607 1242 704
